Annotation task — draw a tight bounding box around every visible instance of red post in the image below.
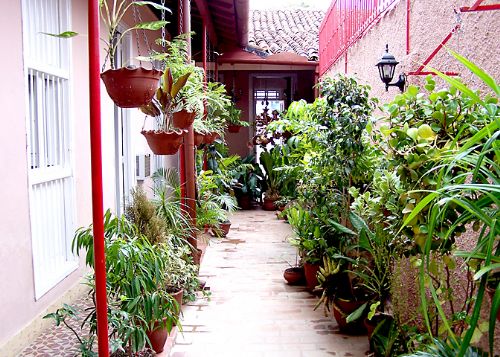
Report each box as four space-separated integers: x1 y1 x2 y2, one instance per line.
202 22 208 172
88 0 109 355
181 0 197 248
406 0 410 54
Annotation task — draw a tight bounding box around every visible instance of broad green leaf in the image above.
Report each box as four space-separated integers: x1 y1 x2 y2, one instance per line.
490 285 500 355
41 31 78 38
171 72 191 98
328 219 356 235
133 1 172 13
346 302 367 323
132 20 168 31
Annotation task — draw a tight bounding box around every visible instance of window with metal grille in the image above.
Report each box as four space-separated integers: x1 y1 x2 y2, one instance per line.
22 0 77 299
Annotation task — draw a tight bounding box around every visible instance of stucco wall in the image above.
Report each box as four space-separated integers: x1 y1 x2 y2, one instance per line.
322 0 500 351
324 0 500 103
0 1 165 355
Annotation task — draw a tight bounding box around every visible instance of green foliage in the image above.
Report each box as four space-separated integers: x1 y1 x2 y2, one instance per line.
72 211 180 353
152 168 194 247
125 186 167 245
99 0 170 69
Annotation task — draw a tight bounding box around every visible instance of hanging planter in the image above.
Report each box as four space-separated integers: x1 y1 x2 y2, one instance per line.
227 124 242 133
203 132 220 144
194 131 205 146
172 110 196 129
101 67 162 108
96 0 169 109
141 129 186 155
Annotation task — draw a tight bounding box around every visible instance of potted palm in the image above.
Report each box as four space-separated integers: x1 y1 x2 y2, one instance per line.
140 68 192 155
259 148 282 211
99 0 170 108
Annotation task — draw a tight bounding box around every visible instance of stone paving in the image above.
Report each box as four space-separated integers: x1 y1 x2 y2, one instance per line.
17 209 369 357
169 210 369 357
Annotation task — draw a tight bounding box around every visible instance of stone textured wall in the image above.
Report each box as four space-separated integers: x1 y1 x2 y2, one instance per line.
324 0 500 102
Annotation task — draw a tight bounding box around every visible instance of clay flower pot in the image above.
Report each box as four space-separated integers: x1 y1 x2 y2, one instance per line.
262 197 278 211
172 110 196 129
284 267 305 285
141 130 185 155
194 131 205 146
303 262 321 291
100 67 162 108
213 221 231 238
145 318 170 353
227 124 242 133
203 132 220 144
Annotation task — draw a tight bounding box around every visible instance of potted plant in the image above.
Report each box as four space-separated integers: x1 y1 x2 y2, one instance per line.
287 205 328 290
46 211 181 355
226 104 249 133
99 0 170 108
230 156 263 210
259 148 282 211
140 68 192 155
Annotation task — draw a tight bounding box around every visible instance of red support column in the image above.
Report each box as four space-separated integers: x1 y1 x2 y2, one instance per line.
181 0 197 248
88 0 109 355
202 22 208 172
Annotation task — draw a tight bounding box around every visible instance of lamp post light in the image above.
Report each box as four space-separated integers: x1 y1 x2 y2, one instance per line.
376 44 406 92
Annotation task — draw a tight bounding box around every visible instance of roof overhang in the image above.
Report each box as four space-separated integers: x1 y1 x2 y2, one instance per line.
218 48 318 67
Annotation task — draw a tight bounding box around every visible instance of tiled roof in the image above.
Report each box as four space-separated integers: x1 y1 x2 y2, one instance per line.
248 9 325 61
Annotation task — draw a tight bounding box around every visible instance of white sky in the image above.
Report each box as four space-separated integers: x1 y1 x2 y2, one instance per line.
250 0 331 10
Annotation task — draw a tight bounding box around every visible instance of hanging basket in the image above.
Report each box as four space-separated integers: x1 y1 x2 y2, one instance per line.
172 110 196 129
101 67 162 108
227 124 242 133
141 130 185 155
194 131 205 146
203 132 220 144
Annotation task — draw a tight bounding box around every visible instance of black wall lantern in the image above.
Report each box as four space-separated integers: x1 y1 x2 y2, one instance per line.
376 44 406 92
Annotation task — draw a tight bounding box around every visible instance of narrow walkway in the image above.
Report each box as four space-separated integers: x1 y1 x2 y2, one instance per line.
170 210 369 357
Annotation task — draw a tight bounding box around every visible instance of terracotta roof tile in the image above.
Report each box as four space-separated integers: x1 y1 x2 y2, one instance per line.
248 9 324 61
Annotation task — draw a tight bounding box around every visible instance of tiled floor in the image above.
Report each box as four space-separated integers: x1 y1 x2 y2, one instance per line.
18 209 369 357
169 210 369 357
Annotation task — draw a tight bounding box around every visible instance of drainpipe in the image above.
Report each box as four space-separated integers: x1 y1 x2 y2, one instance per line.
181 0 197 248
88 0 109 355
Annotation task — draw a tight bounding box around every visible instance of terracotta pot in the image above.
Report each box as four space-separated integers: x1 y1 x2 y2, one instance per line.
173 110 196 129
203 131 220 144
237 194 252 210
227 124 241 133
213 221 231 238
141 130 185 155
100 67 162 108
170 288 184 310
191 248 203 265
194 131 205 146
145 318 170 353
303 262 320 291
262 197 277 211
284 267 305 285
333 299 368 334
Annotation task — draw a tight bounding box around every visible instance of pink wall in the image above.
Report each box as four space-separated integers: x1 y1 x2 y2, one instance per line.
0 1 164 354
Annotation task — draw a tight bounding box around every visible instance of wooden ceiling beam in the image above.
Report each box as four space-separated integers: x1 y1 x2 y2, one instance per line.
193 0 218 46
